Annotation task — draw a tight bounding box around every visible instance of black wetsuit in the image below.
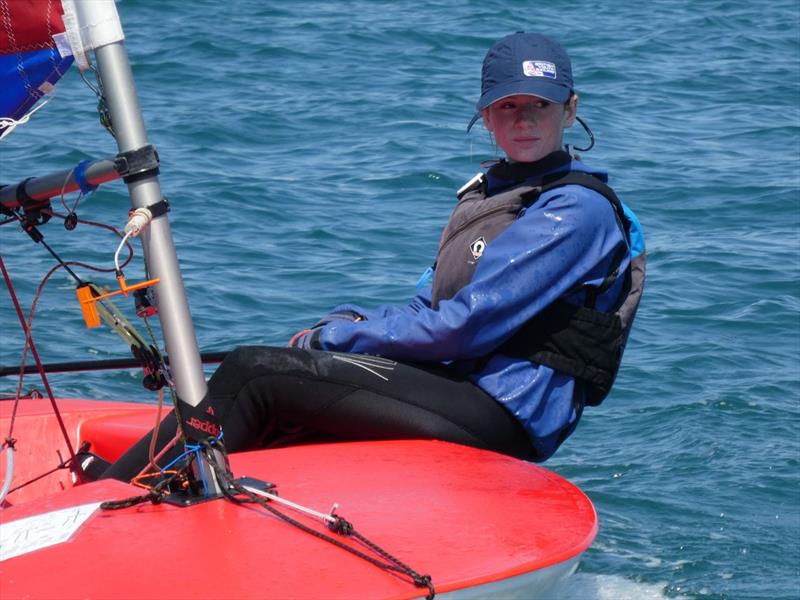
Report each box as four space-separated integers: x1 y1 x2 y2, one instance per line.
102 346 533 481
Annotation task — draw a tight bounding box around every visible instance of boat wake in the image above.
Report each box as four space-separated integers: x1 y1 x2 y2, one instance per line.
548 572 687 600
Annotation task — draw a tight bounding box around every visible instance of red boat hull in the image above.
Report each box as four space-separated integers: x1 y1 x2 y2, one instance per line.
0 398 597 599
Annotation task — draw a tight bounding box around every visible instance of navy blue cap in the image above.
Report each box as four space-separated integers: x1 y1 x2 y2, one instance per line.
467 32 573 131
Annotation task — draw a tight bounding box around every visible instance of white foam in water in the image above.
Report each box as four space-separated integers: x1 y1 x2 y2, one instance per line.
547 573 687 600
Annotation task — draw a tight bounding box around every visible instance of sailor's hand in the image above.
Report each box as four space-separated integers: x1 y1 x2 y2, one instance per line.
311 309 364 329
288 329 314 348
289 310 363 349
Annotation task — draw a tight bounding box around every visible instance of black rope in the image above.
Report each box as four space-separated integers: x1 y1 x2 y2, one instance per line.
5 458 69 495
100 491 161 510
4 445 83 495
38 237 83 282
98 440 435 598
3 206 83 283
101 469 179 510
2 205 171 391
573 115 595 152
0 351 229 377
204 442 435 598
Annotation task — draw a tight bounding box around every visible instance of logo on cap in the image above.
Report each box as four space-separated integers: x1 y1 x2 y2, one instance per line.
523 60 557 79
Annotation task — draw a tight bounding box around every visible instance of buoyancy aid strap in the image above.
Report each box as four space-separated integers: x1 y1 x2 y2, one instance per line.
532 171 631 310
584 243 629 309
491 171 634 406
529 171 630 238
501 299 624 404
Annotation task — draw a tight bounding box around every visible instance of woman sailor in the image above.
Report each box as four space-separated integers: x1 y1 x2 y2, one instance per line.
103 31 645 482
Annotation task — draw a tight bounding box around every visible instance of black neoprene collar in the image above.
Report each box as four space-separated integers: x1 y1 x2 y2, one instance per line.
487 150 573 184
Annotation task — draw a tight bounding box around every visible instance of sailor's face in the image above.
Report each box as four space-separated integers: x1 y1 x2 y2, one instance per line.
481 94 577 163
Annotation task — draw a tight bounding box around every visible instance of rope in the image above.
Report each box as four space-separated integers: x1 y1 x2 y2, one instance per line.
0 255 81 480
104 467 185 509
100 440 434 597
147 387 166 472
100 492 160 510
242 485 337 523
2 445 77 496
0 204 163 495
135 431 181 483
0 95 53 140
1 209 134 399
239 483 434 596
205 446 435 599
79 65 115 138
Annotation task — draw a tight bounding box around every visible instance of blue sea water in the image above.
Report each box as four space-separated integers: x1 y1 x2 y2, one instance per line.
1 1 799 598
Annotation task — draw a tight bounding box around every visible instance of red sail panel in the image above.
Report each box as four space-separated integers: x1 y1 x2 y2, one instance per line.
0 0 66 54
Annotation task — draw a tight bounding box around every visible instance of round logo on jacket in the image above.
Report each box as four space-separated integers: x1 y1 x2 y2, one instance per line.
470 236 487 261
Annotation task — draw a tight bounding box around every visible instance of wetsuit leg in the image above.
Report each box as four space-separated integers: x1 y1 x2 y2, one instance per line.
102 346 533 482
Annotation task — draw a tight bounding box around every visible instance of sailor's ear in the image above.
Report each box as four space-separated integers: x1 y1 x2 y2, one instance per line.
564 93 579 128
480 108 493 132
